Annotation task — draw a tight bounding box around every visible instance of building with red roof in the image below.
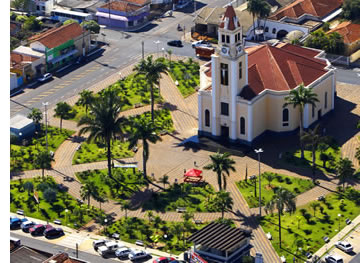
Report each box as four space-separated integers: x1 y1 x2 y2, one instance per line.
198 5 336 145
327 21 360 56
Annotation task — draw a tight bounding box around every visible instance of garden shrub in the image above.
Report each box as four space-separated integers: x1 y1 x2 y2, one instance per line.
303 229 312 235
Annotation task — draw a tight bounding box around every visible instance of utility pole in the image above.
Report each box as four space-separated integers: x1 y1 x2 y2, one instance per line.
42 102 49 153
142 40 144 59
108 0 111 27
255 148 263 217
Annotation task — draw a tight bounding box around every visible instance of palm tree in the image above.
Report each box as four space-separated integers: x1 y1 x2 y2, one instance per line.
127 117 164 189
265 188 296 248
335 158 355 191
145 211 154 224
121 200 131 218
170 223 184 245
133 55 167 122
35 151 54 179
95 189 108 210
283 83 319 159
23 181 34 196
158 175 169 189
204 151 236 191
80 181 98 208
166 49 173 62
355 147 360 165
264 173 274 187
212 191 234 220
27 108 43 131
309 201 320 217
247 0 270 41
78 87 128 189
76 89 94 116
54 102 72 131
301 124 323 175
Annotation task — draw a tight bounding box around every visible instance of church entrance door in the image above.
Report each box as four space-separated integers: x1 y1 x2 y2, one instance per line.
220 126 229 139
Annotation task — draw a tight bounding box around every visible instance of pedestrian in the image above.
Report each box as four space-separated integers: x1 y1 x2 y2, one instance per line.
194 161 197 167
184 168 186 174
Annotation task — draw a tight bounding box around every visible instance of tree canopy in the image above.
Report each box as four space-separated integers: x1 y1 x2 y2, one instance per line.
342 0 360 21
81 20 100 33
304 30 345 55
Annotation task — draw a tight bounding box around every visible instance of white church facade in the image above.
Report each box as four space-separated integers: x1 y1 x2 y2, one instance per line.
197 5 336 145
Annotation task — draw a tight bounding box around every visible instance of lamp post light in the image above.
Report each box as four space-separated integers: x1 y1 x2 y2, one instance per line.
255 148 264 217
154 40 160 58
338 213 341 233
42 102 49 152
104 218 108 235
162 47 165 57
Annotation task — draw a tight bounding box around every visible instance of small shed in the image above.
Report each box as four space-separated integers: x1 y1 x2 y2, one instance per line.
10 114 36 140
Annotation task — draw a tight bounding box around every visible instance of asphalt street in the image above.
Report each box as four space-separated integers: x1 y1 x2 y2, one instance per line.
11 232 120 263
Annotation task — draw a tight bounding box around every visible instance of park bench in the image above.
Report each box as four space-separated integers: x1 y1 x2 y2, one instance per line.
16 209 24 216
134 103 142 108
176 207 186 213
194 219 202 224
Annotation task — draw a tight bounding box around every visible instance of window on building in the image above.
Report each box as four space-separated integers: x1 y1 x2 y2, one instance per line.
226 35 230 43
128 21 134 26
42 6 45 10
235 34 238 42
325 92 328 109
272 28 276 34
312 105 315 118
37 5 40 10
238 33 241 41
222 34 225 43
205 110 210 127
221 103 229 116
265 27 269 32
220 63 229 85
240 117 245 134
239 62 242 79
282 108 289 126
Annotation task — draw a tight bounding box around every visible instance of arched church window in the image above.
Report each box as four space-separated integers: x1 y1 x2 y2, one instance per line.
240 117 245 135
325 92 328 109
282 108 289 127
205 110 210 127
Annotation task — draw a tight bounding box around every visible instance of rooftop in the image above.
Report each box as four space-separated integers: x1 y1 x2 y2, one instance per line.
11 246 48 263
187 222 250 252
327 21 360 44
99 1 142 12
270 0 343 20
11 52 39 70
13 46 44 58
10 114 34 129
28 23 84 49
219 5 240 31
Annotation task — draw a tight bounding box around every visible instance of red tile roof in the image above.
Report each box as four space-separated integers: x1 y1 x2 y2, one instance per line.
327 21 360 44
11 52 39 70
100 1 142 12
219 5 240 30
122 0 149 6
239 44 328 100
28 23 84 49
270 0 343 20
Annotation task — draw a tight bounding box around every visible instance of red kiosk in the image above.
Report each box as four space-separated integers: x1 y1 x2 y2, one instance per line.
184 168 203 183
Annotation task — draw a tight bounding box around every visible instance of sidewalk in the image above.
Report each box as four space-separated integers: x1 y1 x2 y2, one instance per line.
10 212 177 260
314 214 360 258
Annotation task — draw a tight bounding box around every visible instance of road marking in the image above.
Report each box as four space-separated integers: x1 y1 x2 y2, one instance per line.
38 94 49 97
42 91 54 94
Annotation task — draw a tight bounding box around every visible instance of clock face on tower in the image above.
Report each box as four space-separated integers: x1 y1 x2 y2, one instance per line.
221 47 227 54
237 45 242 53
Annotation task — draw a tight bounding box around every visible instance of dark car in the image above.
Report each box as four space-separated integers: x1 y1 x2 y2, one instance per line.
10 217 28 230
167 40 182 47
21 221 36 233
44 226 64 238
30 224 46 236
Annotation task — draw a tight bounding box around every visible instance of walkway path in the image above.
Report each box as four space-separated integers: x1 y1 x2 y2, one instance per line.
10 55 360 263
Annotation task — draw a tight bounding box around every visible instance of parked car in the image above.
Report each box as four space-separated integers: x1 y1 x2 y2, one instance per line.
76 56 87 64
10 217 28 230
93 239 109 250
135 240 144 246
129 250 150 261
98 241 125 257
167 40 182 47
335 241 353 253
153 257 176 263
30 224 46 236
192 40 206 48
325 254 344 263
44 226 64 238
21 221 36 233
169 261 187 263
115 247 132 258
38 73 53 82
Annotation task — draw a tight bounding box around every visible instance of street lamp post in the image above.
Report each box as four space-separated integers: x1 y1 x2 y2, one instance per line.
255 148 264 217
154 40 160 58
162 48 165 57
142 40 144 59
338 213 341 234
104 218 108 234
42 102 49 152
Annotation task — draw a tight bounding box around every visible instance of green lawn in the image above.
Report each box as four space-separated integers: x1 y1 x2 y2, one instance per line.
261 190 360 262
73 109 174 164
71 73 162 122
10 126 74 171
106 216 206 255
10 177 99 228
76 168 146 199
158 58 200 98
73 140 134 165
237 172 315 208
142 183 220 212
283 139 341 173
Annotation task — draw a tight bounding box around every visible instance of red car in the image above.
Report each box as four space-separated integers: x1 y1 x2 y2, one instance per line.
153 257 176 263
29 224 46 236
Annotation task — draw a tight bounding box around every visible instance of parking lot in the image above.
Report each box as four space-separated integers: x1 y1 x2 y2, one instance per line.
323 224 360 263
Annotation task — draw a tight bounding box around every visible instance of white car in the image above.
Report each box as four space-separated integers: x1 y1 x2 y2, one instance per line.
335 241 353 253
38 73 53 82
325 254 344 263
128 250 150 261
115 247 132 258
92 239 108 250
192 40 207 48
97 241 125 256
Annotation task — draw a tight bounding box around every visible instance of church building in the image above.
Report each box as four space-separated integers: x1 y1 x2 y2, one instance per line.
197 5 336 145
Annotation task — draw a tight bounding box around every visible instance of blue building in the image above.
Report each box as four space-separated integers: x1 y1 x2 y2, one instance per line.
96 0 150 30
